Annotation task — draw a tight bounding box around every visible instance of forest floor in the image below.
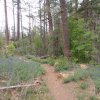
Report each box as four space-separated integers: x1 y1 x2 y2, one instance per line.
42 64 100 100
42 64 76 100
0 56 100 100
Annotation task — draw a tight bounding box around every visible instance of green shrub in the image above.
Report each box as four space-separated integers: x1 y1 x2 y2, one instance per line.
0 57 45 85
95 80 100 94
69 17 92 63
34 35 43 55
47 57 55 66
55 66 69 72
74 69 89 81
79 82 88 90
63 69 89 83
0 35 3 48
7 41 15 55
63 76 75 83
54 57 70 72
15 38 33 55
26 55 33 59
89 96 98 100
77 95 85 100
32 57 41 63
88 65 100 93
32 57 49 64
0 35 5 56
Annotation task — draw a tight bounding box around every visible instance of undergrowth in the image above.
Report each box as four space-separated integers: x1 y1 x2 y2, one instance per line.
26 55 100 94
89 96 98 100
26 55 79 72
63 69 89 83
88 65 100 94
0 56 54 100
79 82 88 90
0 56 45 86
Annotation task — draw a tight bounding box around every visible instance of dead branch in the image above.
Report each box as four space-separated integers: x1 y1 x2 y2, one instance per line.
0 83 36 91
40 55 49 59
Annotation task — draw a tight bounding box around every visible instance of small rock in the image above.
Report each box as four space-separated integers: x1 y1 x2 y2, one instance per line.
80 64 87 69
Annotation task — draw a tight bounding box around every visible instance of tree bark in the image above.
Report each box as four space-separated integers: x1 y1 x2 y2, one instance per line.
28 4 32 44
12 0 16 41
4 0 9 45
46 0 54 55
46 0 53 35
59 0 70 57
75 0 78 12
39 0 43 39
43 0 46 54
17 0 20 40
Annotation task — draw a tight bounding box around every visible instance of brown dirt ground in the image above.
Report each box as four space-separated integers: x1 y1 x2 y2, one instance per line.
42 64 76 100
42 64 100 100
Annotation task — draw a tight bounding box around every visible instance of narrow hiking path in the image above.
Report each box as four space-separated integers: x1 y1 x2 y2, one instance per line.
42 64 75 100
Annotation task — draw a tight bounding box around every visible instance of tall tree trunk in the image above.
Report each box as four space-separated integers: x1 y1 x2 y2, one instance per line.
12 0 16 41
75 0 78 12
59 0 70 57
45 17 48 34
4 0 9 45
20 2 23 39
46 0 53 35
28 4 31 44
39 0 43 39
17 0 20 40
43 0 46 54
21 14 23 38
46 0 54 55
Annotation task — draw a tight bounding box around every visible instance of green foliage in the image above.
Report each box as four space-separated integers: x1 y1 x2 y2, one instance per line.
63 76 75 83
0 35 3 48
0 57 44 85
47 35 55 56
32 57 48 64
52 29 63 56
54 57 70 72
25 81 51 100
47 57 55 66
26 55 33 59
28 55 49 64
63 69 89 83
0 35 3 56
88 65 100 93
74 69 89 81
26 55 55 65
15 27 44 56
34 35 43 55
77 95 85 100
79 82 88 90
95 80 100 94
47 31 63 57
64 65 100 94
15 38 32 55
7 41 15 55
31 56 78 72
68 17 93 62
89 96 98 100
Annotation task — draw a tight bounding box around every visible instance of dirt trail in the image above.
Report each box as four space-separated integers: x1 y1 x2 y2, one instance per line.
42 64 74 100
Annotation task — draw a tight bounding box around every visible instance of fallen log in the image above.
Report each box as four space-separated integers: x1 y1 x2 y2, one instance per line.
0 83 36 91
40 55 49 59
